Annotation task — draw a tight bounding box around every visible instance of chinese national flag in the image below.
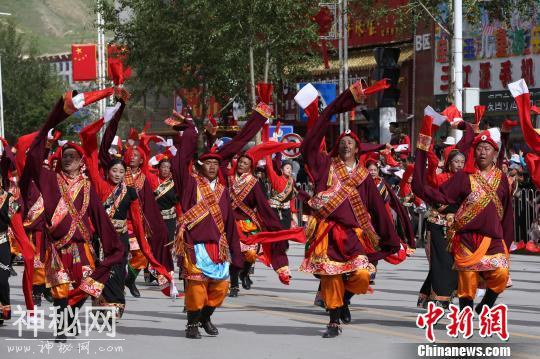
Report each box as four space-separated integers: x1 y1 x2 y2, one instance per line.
107 44 132 84
71 44 97 81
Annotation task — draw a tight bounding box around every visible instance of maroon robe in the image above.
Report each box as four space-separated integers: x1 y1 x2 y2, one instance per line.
171 121 243 271
412 147 514 259
99 104 174 272
26 98 123 296
229 174 289 270
300 88 401 263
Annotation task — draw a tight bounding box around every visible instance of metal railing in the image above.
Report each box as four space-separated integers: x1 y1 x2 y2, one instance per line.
513 187 540 242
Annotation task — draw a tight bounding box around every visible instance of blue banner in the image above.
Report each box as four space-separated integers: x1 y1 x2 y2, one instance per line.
269 125 294 140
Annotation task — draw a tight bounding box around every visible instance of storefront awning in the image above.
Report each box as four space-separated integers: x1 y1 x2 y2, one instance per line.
307 42 413 76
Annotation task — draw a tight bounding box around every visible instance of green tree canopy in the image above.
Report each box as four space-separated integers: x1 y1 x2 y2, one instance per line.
0 22 65 142
101 0 320 122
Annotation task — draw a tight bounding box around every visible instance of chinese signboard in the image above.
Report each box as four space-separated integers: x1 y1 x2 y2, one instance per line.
333 0 410 49
433 5 540 103
435 88 540 113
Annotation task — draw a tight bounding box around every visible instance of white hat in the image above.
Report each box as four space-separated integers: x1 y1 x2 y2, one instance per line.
443 136 456 145
510 153 521 164
487 127 502 149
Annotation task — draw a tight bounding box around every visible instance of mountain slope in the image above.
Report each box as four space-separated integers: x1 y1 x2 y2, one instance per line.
0 0 98 54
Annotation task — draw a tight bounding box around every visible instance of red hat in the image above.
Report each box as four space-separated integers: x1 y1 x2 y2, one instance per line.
360 152 379 168
124 145 148 171
62 142 85 157
463 130 499 173
199 144 223 162
442 145 456 163
472 130 499 152
330 129 361 157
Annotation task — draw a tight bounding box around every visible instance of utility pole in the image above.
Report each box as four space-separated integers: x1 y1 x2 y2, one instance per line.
453 0 463 111
97 0 106 119
0 12 12 138
450 0 463 142
337 0 344 134
343 0 349 130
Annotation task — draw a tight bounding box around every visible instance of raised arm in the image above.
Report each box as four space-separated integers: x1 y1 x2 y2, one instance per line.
80 118 110 200
98 101 125 169
455 120 475 155
412 137 466 206
265 155 288 192
359 143 386 156
171 121 197 208
300 85 362 182
217 105 271 165
26 98 68 201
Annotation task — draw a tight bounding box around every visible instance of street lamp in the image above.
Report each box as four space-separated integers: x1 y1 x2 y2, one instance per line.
0 12 12 138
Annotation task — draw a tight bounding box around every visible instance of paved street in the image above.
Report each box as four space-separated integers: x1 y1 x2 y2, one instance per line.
1 243 539 359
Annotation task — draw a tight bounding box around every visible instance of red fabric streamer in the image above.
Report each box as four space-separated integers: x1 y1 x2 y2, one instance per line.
242 228 306 246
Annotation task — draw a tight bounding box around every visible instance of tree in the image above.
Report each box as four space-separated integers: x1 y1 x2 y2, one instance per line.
101 0 319 124
0 22 65 142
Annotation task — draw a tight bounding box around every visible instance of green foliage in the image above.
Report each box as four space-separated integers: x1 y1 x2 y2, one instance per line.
101 0 319 121
0 22 65 142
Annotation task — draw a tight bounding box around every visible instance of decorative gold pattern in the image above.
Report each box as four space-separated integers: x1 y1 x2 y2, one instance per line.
253 102 272 119
416 134 432 151
349 81 366 104
79 276 105 298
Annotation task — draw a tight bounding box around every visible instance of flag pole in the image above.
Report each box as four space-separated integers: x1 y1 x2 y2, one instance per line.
97 0 106 120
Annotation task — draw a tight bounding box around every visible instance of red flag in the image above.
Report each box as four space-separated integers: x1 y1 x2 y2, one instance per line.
72 44 97 81
474 105 486 124
256 82 273 104
107 44 132 83
441 104 462 123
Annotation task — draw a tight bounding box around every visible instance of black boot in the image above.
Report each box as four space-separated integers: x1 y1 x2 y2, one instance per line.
125 268 141 298
32 285 43 307
185 311 202 339
229 268 240 297
54 298 68 343
459 297 474 311
229 287 239 297
239 262 252 290
322 308 342 338
43 287 54 303
144 268 157 285
200 306 218 336
340 291 354 324
475 289 500 315
340 304 351 324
